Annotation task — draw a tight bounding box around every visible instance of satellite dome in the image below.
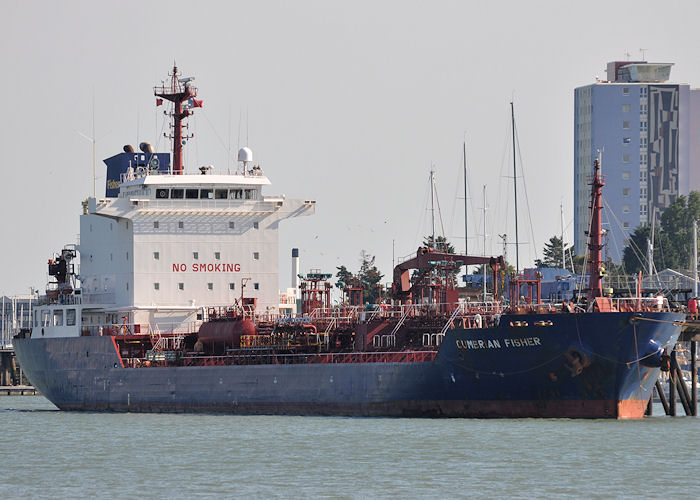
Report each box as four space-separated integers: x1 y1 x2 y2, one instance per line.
238 147 253 163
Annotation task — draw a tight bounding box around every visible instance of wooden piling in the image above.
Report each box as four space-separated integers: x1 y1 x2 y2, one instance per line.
656 379 670 415
669 350 677 416
692 340 697 417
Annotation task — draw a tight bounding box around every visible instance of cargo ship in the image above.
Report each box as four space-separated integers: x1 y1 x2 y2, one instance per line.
13 67 683 418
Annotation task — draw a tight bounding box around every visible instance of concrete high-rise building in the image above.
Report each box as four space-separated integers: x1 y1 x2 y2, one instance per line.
573 61 700 262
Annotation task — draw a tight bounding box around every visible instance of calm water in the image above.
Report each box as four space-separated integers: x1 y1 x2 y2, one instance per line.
0 397 698 499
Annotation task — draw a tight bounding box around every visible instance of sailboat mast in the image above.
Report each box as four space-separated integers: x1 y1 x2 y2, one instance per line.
430 169 436 249
463 141 468 255
482 185 487 301
511 102 520 274
560 204 565 270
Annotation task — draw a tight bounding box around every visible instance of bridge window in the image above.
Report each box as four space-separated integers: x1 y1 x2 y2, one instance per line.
229 283 235 290
215 252 221 260
254 283 259 290
156 189 169 199
53 309 63 327
200 189 213 199
171 189 184 199
186 189 198 199
215 189 228 199
207 283 213 290
66 309 76 326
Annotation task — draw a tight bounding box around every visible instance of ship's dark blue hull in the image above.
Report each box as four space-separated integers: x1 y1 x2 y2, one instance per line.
13 311 683 418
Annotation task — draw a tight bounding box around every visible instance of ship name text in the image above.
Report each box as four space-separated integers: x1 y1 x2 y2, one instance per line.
456 337 541 350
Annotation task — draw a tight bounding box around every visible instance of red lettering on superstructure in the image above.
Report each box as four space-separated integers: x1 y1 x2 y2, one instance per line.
172 263 241 272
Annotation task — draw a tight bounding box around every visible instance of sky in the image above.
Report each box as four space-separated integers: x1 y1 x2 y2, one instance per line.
2 0 700 296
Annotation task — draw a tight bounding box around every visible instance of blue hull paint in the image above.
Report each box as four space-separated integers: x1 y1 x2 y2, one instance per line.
13 311 683 418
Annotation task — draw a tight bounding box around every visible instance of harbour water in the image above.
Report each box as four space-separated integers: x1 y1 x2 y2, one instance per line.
1 397 698 499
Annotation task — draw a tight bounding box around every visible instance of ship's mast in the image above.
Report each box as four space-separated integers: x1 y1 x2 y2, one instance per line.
586 157 605 302
154 66 200 174
511 102 520 275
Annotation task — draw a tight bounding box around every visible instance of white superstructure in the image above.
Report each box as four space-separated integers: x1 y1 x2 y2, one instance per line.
30 67 315 339
78 160 314 330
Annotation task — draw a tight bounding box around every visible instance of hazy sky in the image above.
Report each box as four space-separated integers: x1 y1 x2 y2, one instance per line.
2 0 700 296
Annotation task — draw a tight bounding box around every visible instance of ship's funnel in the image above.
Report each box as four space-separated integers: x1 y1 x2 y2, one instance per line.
292 248 300 291
123 144 135 153
139 142 154 154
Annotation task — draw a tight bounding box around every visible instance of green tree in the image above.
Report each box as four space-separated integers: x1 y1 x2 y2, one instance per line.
622 192 700 273
534 236 573 268
336 252 384 304
423 235 454 253
358 251 384 304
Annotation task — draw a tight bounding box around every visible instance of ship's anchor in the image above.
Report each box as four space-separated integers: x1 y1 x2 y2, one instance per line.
564 348 591 377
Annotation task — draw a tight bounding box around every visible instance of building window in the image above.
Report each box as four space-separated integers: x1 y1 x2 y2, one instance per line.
253 252 260 260
215 252 221 260
622 120 630 129
622 171 631 180
126 252 129 260
179 221 184 229
153 252 159 260
623 222 630 229
254 283 260 290
640 154 647 165
207 283 213 290
622 205 630 214
229 221 235 229
253 222 259 229
229 283 235 290
623 137 631 144
623 87 629 95
640 87 648 96
154 221 159 229
640 121 647 131
640 171 647 181
154 283 160 290
641 205 648 216
66 309 76 326
623 188 630 196
193 252 199 260
641 137 648 147
178 283 184 290
622 103 630 112
126 282 129 291
623 154 630 163
640 187 647 197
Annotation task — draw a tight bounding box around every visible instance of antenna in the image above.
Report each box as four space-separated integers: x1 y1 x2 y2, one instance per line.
77 88 110 198
639 48 648 60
